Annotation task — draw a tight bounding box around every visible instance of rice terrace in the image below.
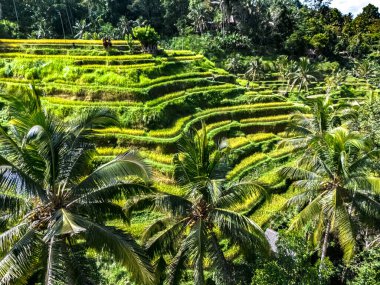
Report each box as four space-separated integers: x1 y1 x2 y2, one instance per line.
0 1 379 284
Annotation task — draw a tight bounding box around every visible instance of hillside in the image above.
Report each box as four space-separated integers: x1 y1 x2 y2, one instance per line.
0 39 376 221
0 39 379 284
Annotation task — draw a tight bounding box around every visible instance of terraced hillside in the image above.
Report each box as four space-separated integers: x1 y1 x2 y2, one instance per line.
0 39 377 232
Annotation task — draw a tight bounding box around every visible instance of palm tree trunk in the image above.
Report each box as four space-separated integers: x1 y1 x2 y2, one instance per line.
12 0 19 23
319 220 331 278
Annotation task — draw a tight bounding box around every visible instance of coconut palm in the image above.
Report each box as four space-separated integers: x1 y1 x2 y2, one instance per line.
290 57 317 93
245 57 266 82
126 126 269 285
211 0 233 34
325 69 347 95
73 19 91 39
354 60 376 83
275 55 297 93
0 90 154 284
188 2 209 34
283 96 339 151
275 55 290 80
280 127 380 270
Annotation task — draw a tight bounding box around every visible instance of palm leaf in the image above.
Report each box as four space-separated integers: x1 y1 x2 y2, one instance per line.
73 214 155 285
73 151 151 193
145 218 189 257
0 229 43 285
210 208 269 253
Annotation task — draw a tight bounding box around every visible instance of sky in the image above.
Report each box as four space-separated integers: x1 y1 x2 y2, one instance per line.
330 0 380 16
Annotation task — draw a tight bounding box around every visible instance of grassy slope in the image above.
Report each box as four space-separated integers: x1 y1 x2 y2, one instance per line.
0 39 376 242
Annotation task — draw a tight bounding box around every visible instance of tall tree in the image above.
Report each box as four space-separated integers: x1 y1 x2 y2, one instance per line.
0 89 154 284
290 57 317 92
280 127 380 272
127 125 270 284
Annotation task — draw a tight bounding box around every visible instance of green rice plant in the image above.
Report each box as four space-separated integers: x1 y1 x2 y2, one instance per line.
164 50 195 56
133 71 214 88
163 55 204 62
139 150 173 164
144 77 220 100
153 182 185 196
149 116 191 137
96 127 146 136
0 39 140 45
107 210 163 238
80 63 156 70
226 152 268 180
42 97 141 107
268 145 294 159
145 159 174 174
206 121 241 138
249 194 288 226
94 103 301 143
246 132 277 142
205 120 232 132
0 52 153 61
228 136 250 149
240 114 290 123
146 83 235 107
96 147 130 156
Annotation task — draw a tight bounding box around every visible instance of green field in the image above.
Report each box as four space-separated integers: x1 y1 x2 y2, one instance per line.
0 38 379 285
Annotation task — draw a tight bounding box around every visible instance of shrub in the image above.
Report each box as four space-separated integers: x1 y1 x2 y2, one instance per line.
0 20 20 38
132 26 160 52
348 247 380 285
251 233 335 285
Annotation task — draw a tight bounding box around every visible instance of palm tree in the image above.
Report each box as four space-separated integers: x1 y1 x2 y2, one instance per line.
245 57 266 82
280 127 380 272
275 55 290 80
0 89 154 284
188 2 209 34
211 0 233 34
127 126 269 285
353 60 376 83
275 55 297 93
324 69 347 95
290 57 317 93
117 16 134 39
226 54 242 74
284 95 360 153
73 19 91 39
283 96 340 151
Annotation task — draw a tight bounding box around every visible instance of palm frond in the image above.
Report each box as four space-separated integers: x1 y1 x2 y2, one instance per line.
0 163 46 201
0 223 28 252
352 191 380 221
334 204 356 262
74 214 155 285
280 166 320 181
145 219 188 257
68 180 152 208
208 232 231 285
124 195 156 221
210 208 269 253
288 192 324 231
165 238 189 285
187 220 207 285
73 151 151 193
45 236 67 285
0 229 43 285
216 179 268 208
154 194 192 217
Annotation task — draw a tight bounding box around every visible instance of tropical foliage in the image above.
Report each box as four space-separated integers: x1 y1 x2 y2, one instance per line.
126 126 270 284
0 89 154 284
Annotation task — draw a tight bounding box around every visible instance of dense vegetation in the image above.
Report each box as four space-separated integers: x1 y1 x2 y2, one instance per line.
1 0 380 60
0 1 379 285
